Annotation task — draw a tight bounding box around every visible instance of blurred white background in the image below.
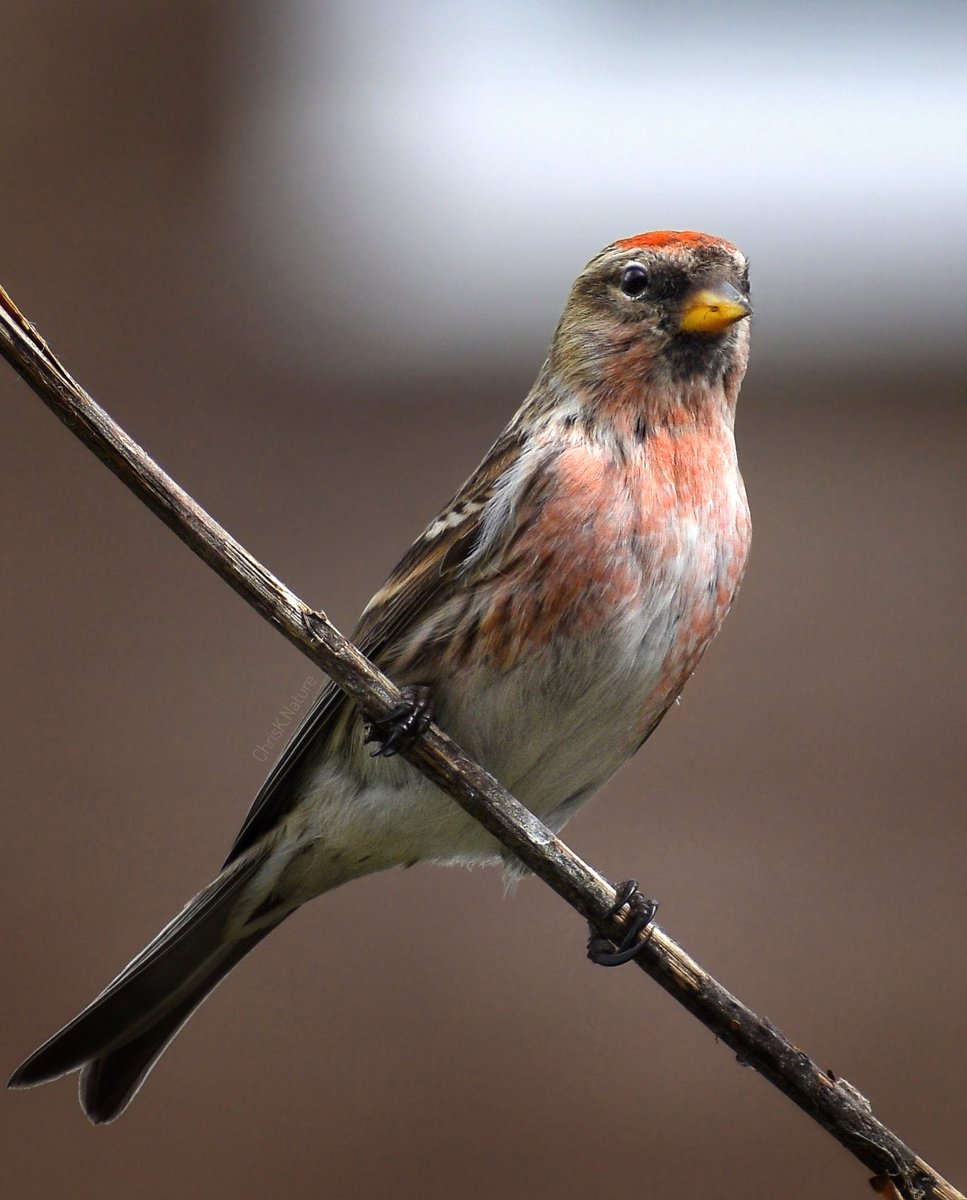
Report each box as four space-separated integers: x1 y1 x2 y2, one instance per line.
226 0 967 375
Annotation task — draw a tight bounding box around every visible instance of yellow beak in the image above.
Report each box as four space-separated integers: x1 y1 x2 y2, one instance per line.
679 284 752 335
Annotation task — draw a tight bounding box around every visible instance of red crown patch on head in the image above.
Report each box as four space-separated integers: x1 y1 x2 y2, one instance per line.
615 230 735 253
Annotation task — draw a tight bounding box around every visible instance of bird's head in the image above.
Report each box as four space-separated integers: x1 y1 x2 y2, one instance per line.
551 231 752 405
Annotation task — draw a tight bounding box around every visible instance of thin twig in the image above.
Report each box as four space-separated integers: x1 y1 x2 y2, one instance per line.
1 282 959 1200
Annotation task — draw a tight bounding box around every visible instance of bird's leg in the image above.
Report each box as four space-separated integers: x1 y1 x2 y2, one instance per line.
365 684 434 757
587 880 658 967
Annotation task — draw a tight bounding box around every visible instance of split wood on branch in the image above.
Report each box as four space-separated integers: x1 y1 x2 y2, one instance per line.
0 281 959 1200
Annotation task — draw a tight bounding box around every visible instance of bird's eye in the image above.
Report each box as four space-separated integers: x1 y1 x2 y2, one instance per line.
620 264 650 298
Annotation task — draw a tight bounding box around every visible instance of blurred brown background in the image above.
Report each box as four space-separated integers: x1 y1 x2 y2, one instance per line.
2 3 965 1198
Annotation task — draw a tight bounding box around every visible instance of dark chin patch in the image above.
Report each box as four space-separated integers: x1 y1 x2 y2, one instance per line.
663 331 737 383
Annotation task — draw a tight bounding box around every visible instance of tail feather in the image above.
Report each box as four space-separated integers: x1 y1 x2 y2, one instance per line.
78 927 274 1124
8 852 279 1117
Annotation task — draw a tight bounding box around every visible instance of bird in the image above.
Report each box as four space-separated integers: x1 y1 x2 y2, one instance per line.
9 229 753 1123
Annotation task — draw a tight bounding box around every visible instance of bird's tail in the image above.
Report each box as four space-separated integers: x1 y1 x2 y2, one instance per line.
9 851 288 1124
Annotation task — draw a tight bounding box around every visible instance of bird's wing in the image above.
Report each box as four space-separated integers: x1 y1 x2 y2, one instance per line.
222 427 526 866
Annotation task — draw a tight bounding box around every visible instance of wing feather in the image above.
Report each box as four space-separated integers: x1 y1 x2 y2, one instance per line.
222 427 524 865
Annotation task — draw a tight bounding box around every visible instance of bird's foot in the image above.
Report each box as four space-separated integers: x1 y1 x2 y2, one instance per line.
365 685 434 757
587 880 658 967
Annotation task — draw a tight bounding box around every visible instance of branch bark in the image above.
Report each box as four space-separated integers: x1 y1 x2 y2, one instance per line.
1 282 959 1200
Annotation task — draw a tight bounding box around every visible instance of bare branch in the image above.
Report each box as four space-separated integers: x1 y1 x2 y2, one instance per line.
1 282 960 1200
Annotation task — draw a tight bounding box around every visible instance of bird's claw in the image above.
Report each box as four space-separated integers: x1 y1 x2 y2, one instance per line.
365 685 434 757
587 879 658 967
